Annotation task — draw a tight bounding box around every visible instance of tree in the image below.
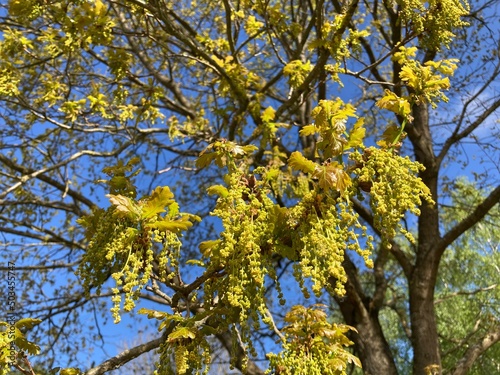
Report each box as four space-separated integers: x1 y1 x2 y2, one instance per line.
0 0 499 374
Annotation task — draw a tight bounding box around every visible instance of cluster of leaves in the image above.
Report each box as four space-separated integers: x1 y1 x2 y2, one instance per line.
0 318 41 375
180 97 433 370
397 0 469 49
267 305 361 375
377 47 459 122
139 309 212 375
77 158 199 323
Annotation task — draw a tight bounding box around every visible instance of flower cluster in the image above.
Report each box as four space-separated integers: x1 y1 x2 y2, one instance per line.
352 147 434 247
287 191 373 297
201 169 280 355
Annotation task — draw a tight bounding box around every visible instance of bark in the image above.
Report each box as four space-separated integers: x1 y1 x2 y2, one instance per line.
407 103 442 375
215 331 265 375
334 259 399 375
450 328 500 375
85 336 164 375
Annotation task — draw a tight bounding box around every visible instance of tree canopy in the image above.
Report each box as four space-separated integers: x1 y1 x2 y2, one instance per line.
0 0 499 375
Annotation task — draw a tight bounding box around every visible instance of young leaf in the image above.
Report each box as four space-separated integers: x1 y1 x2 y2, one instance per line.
261 106 276 122
376 124 402 148
345 118 365 150
199 239 221 257
196 152 217 169
141 186 175 220
376 90 411 118
167 326 197 342
299 124 318 136
106 194 139 218
15 336 40 355
313 163 352 192
288 151 317 174
138 308 169 320
148 218 194 233
15 318 42 331
207 185 229 198
59 368 82 375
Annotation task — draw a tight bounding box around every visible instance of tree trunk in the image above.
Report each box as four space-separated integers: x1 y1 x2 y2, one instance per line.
338 300 399 375
409 257 442 375
334 260 399 375
407 103 442 375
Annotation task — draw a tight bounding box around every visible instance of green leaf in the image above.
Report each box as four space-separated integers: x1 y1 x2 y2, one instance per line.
199 239 221 256
313 163 352 192
106 194 139 218
261 106 276 122
186 259 205 266
200 325 218 336
167 326 196 342
14 336 40 355
264 168 280 182
148 218 194 233
207 185 229 198
376 90 411 118
288 151 317 174
299 124 318 136
376 124 402 148
196 152 217 169
59 368 82 375
138 308 169 320
141 186 175 220
345 118 365 150
15 318 42 331
236 144 258 156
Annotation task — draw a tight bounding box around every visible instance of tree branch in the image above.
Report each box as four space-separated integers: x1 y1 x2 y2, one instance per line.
434 284 498 305
0 154 97 210
215 331 265 375
85 336 165 375
449 327 500 375
437 184 500 257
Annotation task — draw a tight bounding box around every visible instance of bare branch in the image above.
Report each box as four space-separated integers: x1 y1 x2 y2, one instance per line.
0 154 97 210
85 336 165 375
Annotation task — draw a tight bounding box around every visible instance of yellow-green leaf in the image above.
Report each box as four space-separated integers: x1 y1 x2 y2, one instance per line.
207 185 229 198
376 124 402 148
148 218 194 233
199 240 221 256
261 106 276 122
313 163 352 192
106 194 139 218
59 368 82 375
345 118 365 150
299 124 318 136
138 308 169 320
288 151 317 174
141 186 175 220
15 336 40 355
15 318 42 331
167 326 196 342
376 90 411 118
196 152 217 169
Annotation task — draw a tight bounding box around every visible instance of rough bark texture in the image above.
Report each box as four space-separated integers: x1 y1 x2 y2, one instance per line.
407 102 443 375
334 260 399 375
450 329 500 375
